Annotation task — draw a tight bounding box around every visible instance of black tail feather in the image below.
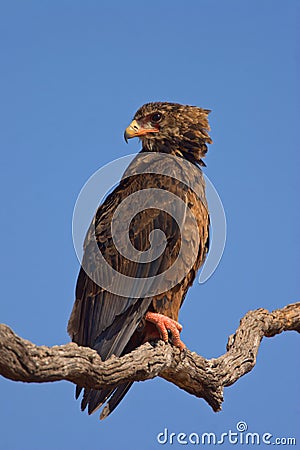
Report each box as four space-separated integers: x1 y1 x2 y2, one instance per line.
75 385 82 400
100 382 133 420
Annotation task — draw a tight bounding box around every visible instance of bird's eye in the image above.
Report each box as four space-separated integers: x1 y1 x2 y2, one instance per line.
151 113 162 123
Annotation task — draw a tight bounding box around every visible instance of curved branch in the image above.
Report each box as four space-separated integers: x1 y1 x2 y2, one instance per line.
0 302 299 413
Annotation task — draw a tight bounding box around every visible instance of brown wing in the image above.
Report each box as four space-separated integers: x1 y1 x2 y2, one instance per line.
67 153 209 417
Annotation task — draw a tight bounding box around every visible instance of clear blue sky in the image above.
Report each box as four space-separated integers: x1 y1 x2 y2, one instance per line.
0 1 299 449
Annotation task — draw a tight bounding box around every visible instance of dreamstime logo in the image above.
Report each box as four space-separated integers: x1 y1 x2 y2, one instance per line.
156 421 297 446
72 152 226 297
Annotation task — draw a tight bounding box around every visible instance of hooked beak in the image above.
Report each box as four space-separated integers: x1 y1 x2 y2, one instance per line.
124 119 159 143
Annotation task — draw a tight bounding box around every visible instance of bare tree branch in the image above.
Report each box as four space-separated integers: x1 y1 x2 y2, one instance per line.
0 303 299 412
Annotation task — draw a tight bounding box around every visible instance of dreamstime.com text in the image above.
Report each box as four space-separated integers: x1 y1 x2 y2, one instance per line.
156 421 296 446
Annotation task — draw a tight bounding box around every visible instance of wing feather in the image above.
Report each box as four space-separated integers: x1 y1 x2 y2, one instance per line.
68 154 208 417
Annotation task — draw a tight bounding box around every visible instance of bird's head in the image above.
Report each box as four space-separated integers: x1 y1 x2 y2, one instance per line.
124 102 212 165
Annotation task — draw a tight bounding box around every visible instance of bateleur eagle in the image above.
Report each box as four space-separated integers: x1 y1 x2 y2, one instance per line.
68 102 212 419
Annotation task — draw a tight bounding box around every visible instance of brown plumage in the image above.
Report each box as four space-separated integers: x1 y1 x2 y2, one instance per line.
68 102 212 419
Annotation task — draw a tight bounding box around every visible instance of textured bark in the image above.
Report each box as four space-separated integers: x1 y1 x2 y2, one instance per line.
0 302 299 412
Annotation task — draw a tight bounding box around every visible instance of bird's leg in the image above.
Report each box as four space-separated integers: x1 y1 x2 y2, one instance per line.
144 312 186 350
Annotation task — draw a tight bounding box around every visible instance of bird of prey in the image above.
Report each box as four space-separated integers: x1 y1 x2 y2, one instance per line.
68 102 212 419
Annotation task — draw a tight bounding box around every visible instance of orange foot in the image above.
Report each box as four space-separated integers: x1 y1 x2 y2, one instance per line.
145 312 186 350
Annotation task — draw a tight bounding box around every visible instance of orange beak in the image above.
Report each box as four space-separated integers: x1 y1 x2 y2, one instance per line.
124 119 159 143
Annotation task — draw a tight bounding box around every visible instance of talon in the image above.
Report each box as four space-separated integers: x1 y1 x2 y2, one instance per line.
145 312 186 350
